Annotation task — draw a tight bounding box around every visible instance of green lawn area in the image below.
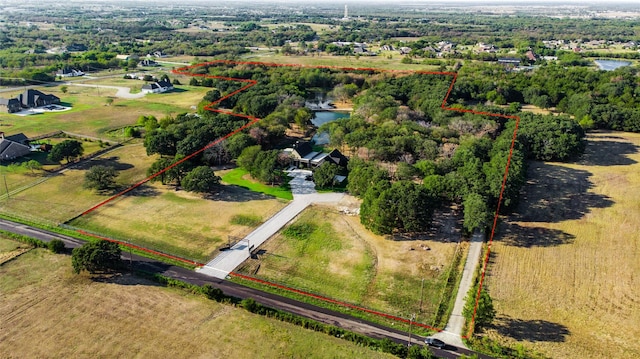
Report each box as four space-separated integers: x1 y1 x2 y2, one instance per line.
238 208 375 304
221 168 293 200
235 206 461 328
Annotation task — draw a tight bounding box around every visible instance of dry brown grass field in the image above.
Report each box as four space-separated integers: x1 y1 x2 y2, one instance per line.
0 246 394 359
238 203 463 325
72 182 288 262
0 144 154 224
484 131 640 359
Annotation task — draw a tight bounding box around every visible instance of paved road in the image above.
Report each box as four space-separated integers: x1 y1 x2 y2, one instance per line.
432 230 485 348
0 217 493 359
198 169 344 279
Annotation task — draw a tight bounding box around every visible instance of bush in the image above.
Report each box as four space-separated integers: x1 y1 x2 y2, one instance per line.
48 239 65 253
72 240 122 274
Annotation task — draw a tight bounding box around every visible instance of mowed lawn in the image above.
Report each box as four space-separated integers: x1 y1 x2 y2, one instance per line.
238 205 460 325
0 144 153 224
72 183 288 263
485 131 640 359
0 247 394 359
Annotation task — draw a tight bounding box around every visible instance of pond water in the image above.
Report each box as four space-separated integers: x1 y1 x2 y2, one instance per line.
594 60 631 71
311 111 350 145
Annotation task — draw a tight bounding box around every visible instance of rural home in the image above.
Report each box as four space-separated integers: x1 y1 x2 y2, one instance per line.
0 90 60 113
0 132 31 161
57 67 85 77
285 141 348 168
141 80 174 94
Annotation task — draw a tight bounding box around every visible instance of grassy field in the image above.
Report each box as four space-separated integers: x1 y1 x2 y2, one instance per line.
484 131 640 359
0 247 395 359
237 204 461 326
0 80 209 138
240 52 445 71
221 168 293 200
0 144 154 224
0 236 31 265
71 183 288 262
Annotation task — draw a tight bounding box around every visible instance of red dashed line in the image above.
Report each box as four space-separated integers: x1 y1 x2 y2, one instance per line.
73 60 519 334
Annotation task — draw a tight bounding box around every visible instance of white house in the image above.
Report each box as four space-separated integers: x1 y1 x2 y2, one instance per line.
141 80 174 94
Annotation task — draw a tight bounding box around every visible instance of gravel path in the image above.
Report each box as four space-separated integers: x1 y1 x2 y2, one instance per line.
431 230 485 348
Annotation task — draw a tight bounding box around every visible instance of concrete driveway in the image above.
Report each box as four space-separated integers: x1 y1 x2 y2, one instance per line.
198 168 344 279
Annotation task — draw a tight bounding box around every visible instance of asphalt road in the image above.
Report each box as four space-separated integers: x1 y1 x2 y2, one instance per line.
0 218 494 359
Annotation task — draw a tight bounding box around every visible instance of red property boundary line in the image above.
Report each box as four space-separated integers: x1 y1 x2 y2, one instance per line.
71 59 519 335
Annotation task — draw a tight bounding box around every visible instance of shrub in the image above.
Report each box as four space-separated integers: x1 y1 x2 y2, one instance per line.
48 239 65 253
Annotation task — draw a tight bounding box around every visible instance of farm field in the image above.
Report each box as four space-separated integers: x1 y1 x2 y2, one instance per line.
0 246 395 359
241 52 444 71
71 182 288 263
485 131 640 359
0 144 153 224
236 204 463 327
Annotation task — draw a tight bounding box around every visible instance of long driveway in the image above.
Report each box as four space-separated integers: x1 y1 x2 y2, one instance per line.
198 169 344 279
431 230 485 348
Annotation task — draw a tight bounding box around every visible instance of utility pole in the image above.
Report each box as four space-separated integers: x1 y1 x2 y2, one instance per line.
407 313 416 347
3 174 9 199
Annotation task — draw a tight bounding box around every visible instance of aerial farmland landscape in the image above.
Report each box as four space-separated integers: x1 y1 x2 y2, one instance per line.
0 1 639 358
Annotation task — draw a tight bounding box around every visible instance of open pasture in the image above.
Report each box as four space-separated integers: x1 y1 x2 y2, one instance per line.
485 131 640 359
0 248 394 359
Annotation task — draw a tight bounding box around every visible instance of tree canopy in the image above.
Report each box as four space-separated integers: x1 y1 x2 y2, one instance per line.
48 139 83 163
72 240 122 274
84 165 118 192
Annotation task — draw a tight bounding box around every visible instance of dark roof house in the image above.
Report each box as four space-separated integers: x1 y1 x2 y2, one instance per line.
288 141 348 168
19 90 60 108
0 132 31 161
0 98 22 113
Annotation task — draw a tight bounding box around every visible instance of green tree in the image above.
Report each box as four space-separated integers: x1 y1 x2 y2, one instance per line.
72 240 122 274
182 166 221 194
237 145 262 172
463 287 496 332
48 139 83 163
463 192 491 233
147 157 173 185
84 165 118 192
60 85 68 94
144 130 177 156
22 159 42 174
313 162 340 189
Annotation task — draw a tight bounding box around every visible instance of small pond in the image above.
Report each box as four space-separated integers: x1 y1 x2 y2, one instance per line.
311 111 350 145
594 59 632 71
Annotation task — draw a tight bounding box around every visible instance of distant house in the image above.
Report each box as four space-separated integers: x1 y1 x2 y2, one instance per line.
0 132 31 161
138 59 159 67
286 141 348 168
0 90 60 113
141 80 174 94
66 43 87 52
525 50 537 62
57 67 85 77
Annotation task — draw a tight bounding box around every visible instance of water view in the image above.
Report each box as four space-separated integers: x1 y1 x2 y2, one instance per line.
311 111 350 145
594 59 632 71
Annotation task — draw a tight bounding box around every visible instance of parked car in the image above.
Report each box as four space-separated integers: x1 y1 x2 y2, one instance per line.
424 337 446 349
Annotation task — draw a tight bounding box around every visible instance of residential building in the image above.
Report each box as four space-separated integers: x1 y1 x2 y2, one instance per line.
141 80 174 94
